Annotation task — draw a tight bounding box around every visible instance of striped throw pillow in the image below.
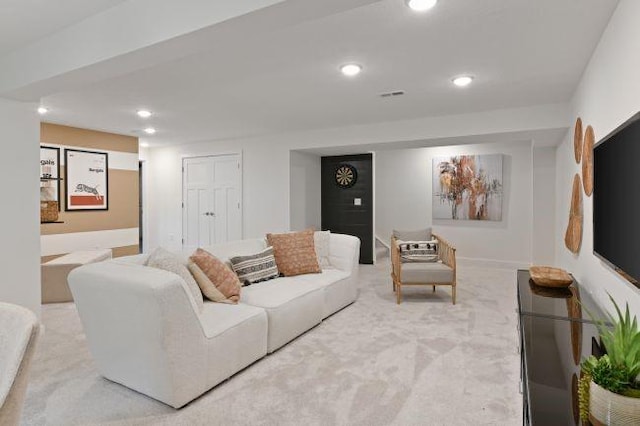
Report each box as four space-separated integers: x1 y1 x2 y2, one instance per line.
398 239 439 263
230 247 280 286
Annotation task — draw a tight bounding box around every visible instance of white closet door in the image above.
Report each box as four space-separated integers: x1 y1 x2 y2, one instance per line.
182 154 241 251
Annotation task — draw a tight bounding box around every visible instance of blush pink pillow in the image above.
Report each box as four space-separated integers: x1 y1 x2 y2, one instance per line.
190 248 241 303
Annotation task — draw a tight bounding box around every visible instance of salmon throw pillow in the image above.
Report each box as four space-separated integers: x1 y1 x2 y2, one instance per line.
266 229 321 277
189 248 241 303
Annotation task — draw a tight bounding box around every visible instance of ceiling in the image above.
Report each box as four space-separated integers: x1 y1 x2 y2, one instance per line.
0 0 127 56
36 0 618 146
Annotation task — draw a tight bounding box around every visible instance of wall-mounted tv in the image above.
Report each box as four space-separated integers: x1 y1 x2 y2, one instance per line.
593 111 640 286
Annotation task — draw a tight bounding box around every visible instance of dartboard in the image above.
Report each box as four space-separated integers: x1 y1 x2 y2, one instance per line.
334 164 357 188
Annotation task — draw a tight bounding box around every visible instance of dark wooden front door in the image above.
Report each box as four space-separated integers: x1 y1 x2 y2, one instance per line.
321 154 373 264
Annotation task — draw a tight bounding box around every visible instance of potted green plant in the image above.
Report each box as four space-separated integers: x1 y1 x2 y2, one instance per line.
578 295 640 425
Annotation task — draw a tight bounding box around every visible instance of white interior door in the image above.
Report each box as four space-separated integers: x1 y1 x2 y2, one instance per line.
183 154 241 250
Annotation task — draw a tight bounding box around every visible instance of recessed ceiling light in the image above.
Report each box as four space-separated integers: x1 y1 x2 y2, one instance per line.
137 109 152 118
452 75 474 87
406 0 437 12
143 127 156 135
140 142 150 148
37 106 48 114
340 63 362 77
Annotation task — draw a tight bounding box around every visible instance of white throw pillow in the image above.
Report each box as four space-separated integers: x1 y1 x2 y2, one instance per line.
147 247 204 312
314 231 331 269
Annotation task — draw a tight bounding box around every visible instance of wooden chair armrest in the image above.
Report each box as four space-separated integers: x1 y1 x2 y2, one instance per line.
432 233 457 271
391 236 401 277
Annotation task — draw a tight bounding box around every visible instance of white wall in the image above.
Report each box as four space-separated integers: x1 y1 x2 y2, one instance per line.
555 0 640 317
145 103 567 257
532 147 556 265
146 142 291 251
0 98 40 315
289 151 321 231
375 141 539 267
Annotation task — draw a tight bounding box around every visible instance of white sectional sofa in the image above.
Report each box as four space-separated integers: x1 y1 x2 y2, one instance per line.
68 233 360 408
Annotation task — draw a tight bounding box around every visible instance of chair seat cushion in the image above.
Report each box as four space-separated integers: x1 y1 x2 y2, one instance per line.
400 262 453 284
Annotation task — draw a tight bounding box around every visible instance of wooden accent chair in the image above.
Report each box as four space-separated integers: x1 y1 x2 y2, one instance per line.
391 233 457 304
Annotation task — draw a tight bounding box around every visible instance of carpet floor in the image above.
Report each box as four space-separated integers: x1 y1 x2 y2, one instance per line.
22 260 522 425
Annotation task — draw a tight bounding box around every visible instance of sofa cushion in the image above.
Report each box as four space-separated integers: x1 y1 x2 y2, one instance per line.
229 247 280 286
190 248 241 303
296 269 355 318
393 228 432 241
187 262 235 304
240 276 320 308
198 302 268 402
266 229 321 276
199 302 267 339
295 268 350 287
241 276 324 352
401 262 453 283
147 247 204 312
314 231 332 269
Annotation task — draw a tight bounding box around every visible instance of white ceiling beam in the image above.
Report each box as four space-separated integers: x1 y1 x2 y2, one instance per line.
0 0 382 100
238 102 572 151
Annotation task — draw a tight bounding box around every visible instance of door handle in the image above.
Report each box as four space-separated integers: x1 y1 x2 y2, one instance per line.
203 212 216 217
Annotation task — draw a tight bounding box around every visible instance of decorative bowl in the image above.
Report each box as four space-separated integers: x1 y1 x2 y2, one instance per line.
529 266 573 288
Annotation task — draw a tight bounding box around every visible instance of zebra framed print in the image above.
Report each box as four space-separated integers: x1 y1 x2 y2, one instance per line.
65 148 109 211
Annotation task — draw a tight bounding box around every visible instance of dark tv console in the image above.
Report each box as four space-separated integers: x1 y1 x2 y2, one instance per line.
517 270 607 425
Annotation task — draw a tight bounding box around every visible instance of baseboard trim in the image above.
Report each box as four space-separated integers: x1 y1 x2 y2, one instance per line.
457 256 529 270
375 235 390 249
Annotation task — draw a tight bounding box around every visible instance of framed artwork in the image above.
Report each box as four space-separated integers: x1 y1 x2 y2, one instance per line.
432 154 503 221
40 146 61 208
65 148 109 211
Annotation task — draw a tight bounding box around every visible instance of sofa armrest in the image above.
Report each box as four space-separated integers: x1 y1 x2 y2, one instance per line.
68 261 207 408
328 233 360 274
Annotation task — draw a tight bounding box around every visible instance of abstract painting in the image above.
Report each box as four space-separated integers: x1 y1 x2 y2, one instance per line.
432 154 503 221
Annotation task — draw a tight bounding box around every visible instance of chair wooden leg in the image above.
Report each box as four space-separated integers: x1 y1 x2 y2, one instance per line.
452 285 456 305
396 284 402 304
432 285 436 292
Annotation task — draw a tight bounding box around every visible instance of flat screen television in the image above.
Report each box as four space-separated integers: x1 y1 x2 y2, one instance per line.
593 111 640 286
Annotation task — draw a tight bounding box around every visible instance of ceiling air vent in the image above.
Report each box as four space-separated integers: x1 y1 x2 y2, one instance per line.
379 90 405 98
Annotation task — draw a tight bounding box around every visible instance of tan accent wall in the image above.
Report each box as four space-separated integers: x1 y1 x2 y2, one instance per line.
41 123 138 153
40 123 140 255
40 168 139 235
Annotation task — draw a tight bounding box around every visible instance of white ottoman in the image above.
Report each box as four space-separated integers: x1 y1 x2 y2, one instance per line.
41 249 113 303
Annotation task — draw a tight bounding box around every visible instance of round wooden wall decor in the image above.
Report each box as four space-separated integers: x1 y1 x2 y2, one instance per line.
582 125 594 196
564 173 583 254
574 117 583 164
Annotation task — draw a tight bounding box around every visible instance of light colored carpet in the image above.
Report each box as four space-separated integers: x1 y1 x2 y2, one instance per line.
22 260 522 425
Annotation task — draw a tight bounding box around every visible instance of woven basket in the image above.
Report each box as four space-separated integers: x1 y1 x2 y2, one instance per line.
590 381 640 425
40 201 59 223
